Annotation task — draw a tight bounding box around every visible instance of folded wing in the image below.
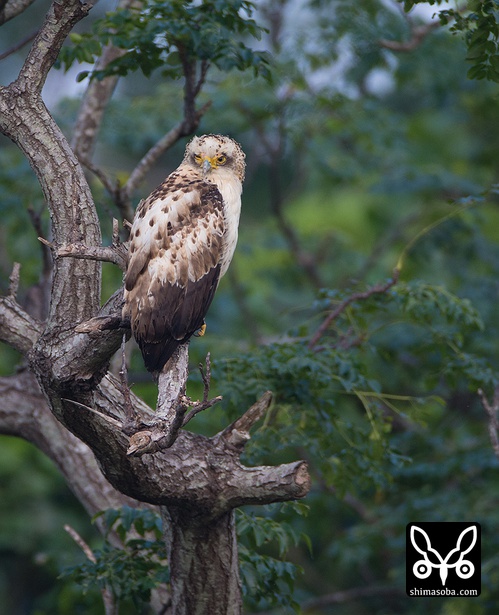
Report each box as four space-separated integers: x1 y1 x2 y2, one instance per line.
123 175 225 373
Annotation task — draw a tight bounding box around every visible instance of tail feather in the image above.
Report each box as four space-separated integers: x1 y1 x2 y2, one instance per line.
138 337 184 374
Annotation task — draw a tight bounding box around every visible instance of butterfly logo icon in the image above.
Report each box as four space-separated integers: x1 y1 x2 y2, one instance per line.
410 525 477 586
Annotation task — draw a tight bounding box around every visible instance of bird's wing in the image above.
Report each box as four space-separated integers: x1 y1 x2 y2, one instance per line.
124 174 225 371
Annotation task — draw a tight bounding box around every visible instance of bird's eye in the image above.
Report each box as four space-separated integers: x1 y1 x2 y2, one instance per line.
194 154 202 164
216 154 227 165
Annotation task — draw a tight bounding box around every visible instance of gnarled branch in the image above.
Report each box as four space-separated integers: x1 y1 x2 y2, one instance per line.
0 264 42 354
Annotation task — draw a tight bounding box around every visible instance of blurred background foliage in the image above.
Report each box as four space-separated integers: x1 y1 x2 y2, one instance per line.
2 0 499 613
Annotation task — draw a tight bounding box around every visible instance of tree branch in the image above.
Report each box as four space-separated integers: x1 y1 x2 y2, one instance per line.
126 349 223 456
308 269 400 350
0 372 140 538
44 369 311 514
0 28 38 60
0 0 36 25
41 288 128 388
18 0 94 93
41 219 129 272
0 265 42 354
64 524 118 615
117 52 212 219
71 0 144 163
55 242 128 271
478 387 499 460
121 102 211 204
219 390 273 450
182 354 223 425
7 261 20 297
379 20 441 52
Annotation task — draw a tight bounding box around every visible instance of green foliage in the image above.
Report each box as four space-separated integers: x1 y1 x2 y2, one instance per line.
442 1 499 82
57 0 270 81
61 507 167 609
0 146 47 291
214 273 495 506
237 507 307 612
401 0 499 82
60 505 309 612
4 0 499 612
401 0 452 10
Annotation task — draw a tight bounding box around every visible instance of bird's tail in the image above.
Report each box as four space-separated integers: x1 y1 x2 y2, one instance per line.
138 337 183 375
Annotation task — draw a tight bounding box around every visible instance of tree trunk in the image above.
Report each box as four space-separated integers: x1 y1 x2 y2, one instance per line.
162 507 242 615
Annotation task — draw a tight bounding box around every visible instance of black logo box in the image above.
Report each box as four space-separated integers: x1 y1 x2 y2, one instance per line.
406 522 481 596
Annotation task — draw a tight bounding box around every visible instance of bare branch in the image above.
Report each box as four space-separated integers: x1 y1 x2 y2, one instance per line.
62 398 124 430
80 157 121 201
72 48 125 160
220 391 273 450
72 0 144 162
308 269 400 350
122 101 211 199
126 351 224 456
193 60 210 97
127 345 190 456
0 0 37 25
7 262 20 298
64 524 118 614
156 344 190 419
75 315 127 333
379 20 441 52
478 387 499 460
54 241 128 272
0 293 42 354
182 354 223 426
18 0 95 93
181 394 223 427
0 28 38 60
38 218 128 271
64 524 97 563
0 372 140 534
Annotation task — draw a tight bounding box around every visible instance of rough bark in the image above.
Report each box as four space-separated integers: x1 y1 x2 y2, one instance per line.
0 2 311 613
0 0 37 25
162 507 242 615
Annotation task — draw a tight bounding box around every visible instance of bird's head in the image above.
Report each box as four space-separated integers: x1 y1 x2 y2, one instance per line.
184 134 246 183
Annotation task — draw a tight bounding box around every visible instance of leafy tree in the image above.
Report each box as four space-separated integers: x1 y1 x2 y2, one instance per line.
0 2 306 614
2 1 499 614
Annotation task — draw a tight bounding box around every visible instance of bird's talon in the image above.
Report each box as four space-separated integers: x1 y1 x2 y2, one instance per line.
195 323 207 337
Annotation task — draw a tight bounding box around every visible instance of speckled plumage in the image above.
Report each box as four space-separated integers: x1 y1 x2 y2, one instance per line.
123 134 246 373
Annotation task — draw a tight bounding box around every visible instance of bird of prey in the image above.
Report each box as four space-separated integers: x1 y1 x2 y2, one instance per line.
123 134 246 374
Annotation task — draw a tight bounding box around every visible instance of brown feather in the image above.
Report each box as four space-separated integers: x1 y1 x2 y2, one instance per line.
123 175 225 372
123 134 245 373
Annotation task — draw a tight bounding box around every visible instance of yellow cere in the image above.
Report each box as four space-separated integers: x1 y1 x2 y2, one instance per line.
195 154 227 168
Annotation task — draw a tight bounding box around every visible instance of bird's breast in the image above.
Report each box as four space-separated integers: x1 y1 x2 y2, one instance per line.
211 176 242 277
